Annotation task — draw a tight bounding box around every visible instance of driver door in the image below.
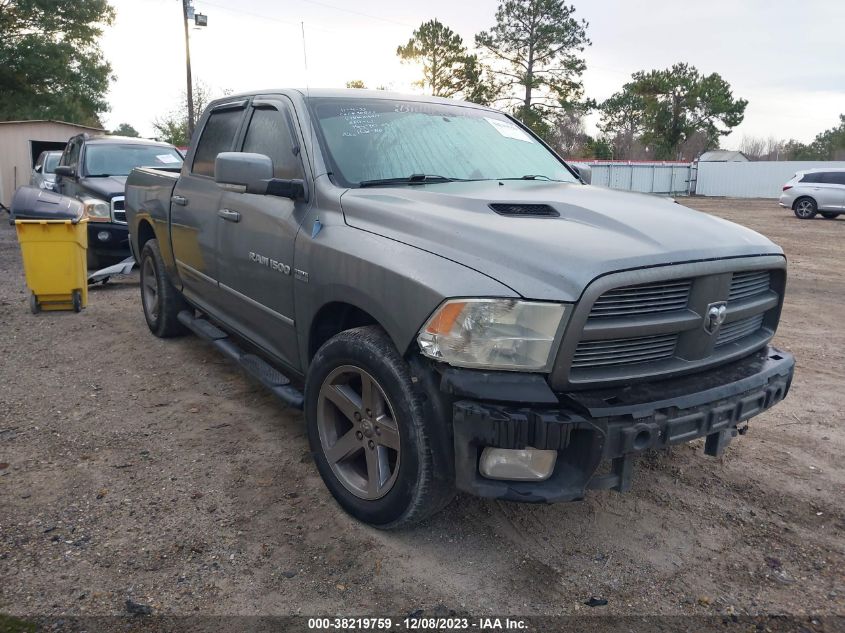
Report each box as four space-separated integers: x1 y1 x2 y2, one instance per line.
216 97 310 372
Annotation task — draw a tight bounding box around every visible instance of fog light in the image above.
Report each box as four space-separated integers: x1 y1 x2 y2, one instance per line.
479 447 557 481
97 230 111 242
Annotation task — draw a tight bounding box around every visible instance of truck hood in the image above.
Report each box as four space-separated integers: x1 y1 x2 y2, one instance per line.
79 176 128 200
340 180 783 301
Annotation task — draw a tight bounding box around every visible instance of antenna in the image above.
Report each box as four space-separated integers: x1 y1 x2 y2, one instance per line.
301 22 319 179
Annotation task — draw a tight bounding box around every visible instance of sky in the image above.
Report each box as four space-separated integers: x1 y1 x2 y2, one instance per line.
100 0 845 148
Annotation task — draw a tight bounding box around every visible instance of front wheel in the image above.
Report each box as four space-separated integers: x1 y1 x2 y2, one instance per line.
820 212 838 219
139 239 188 338
794 198 817 219
305 326 454 528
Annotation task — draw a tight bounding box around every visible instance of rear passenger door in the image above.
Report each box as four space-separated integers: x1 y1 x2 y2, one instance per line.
215 98 309 372
170 101 248 313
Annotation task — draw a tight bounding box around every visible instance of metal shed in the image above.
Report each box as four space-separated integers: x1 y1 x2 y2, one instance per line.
0 120 104 208
698 150 749 162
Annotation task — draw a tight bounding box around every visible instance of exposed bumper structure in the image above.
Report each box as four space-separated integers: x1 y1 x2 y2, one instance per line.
452 346 794 503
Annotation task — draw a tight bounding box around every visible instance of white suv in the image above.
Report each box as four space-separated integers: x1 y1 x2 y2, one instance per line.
780 168 845 219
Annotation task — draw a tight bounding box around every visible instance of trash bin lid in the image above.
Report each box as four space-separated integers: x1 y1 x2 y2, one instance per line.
10 186 84 222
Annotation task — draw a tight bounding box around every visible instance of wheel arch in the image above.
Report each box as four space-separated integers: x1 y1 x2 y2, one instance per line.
137 218 156 254
307 300 389 362
792 195 817 210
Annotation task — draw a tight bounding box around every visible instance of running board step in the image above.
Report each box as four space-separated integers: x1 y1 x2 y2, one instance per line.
177 310 304 410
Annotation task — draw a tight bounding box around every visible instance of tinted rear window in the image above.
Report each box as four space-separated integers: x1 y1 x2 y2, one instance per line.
192 108 244 177
824 172 845 185
800 172 824 184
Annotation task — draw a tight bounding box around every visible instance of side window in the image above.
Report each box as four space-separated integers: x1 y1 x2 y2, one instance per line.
823 172 845 186
192 108 244 177
242 107 303 180
800 172 823 184
62 140 81 168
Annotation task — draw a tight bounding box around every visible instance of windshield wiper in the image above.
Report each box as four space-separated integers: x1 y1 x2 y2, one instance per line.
358 174 463 188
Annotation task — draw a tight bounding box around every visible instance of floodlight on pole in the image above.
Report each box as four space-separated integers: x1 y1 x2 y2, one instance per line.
181 0 207 143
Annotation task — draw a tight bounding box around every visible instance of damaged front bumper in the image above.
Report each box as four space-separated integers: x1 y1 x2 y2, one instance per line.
450 346 794 503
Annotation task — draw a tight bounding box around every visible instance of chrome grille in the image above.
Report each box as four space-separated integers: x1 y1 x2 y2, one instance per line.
728 270 770 302
716 314 765 347
572 333 677 368
111 196 126 224
588 279 692 319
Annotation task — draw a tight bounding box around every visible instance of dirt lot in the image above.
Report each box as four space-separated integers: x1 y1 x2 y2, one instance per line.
0 198 843 620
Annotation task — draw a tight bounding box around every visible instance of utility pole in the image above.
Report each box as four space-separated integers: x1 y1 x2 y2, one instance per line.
181 0 195 142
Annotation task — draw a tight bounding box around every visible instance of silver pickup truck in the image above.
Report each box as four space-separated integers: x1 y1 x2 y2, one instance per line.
125 89 794 528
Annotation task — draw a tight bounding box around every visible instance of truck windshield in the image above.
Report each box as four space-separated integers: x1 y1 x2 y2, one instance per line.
308 98 578 187
83 145 183 177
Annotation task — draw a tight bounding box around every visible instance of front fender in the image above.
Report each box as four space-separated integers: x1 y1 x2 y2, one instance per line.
294 220 517 371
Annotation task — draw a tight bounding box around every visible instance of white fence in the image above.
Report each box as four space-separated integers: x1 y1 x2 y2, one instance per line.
574 160 845 198
573 161 691 195
695 161 845 198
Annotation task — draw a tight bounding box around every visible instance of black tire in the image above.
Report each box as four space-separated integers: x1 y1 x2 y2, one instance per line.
71 290 82 313
305 326 454 528
139 239 188 338
820 212 838 219
29 293 40 315
793 197 817 219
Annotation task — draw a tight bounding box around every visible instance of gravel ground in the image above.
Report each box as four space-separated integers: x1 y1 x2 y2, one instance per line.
0 198 842 621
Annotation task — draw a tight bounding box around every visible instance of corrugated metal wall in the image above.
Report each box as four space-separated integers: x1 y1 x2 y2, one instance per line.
572 161 692 195
0 121 99 207
696 161 845 198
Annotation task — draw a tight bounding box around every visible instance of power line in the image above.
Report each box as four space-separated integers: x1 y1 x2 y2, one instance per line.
292 0 414 28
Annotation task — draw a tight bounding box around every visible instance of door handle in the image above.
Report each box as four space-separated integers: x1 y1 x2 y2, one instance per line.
171 195 188 206
218 208 241 222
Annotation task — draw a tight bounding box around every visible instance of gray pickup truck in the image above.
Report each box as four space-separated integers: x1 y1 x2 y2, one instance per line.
125 89 794 528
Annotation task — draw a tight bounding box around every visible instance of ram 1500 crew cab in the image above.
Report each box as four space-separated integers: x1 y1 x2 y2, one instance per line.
125 89 794 528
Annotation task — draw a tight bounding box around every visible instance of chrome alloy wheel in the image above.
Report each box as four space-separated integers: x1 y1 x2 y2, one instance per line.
795 199 816 218
316 365 401 500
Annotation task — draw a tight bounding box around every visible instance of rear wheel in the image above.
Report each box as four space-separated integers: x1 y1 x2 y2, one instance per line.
305 326 454 528
820 212 838 219
794 198 817 219
140 239 188 338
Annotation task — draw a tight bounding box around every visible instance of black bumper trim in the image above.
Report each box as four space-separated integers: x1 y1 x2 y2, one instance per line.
452 346 794 503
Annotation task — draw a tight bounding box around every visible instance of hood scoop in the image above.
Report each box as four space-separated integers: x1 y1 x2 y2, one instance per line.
489 203 559 218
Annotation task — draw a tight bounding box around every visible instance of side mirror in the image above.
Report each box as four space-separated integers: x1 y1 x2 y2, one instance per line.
215 152 272 189
264 179 306 200
54 165 74 178
573 164 592 184
215 152 307 201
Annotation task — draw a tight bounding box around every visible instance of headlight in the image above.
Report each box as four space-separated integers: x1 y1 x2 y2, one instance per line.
82 198 110 222
417 299 569 371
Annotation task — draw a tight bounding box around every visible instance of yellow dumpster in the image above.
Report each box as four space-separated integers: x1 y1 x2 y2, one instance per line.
15 219 89 313
10 186 89 314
